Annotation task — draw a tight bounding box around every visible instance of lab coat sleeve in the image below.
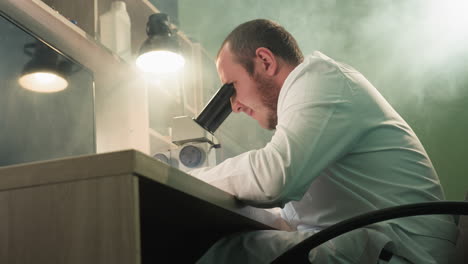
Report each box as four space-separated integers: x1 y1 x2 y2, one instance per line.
190 60 364 208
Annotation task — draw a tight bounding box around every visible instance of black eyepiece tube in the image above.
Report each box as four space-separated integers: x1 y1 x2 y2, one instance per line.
194 83 235 133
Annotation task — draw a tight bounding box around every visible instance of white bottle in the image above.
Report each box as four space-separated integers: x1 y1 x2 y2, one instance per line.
99 1 131 61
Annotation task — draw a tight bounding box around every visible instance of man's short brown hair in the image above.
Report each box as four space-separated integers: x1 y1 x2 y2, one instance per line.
218 19 304 75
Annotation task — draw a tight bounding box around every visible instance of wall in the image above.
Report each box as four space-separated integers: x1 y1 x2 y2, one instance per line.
178 0 468 200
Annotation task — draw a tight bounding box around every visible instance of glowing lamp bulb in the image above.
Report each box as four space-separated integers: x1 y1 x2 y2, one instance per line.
18 72 68 93
136 50 185 74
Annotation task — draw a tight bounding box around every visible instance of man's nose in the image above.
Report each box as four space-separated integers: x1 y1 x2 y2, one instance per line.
230 96 244 113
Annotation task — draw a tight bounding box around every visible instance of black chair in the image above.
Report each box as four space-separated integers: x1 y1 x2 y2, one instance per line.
271 201 468 263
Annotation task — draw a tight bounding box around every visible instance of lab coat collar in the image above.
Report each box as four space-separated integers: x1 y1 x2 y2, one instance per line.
277 51 328 118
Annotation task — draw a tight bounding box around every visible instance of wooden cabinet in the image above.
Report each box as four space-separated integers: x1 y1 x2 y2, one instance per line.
0 0 215 156
0 150 284 263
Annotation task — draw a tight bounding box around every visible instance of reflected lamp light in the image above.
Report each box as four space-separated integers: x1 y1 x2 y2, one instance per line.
136 13 185 74
18 42 71 93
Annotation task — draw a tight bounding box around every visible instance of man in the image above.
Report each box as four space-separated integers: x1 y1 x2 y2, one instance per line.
190 19 457 263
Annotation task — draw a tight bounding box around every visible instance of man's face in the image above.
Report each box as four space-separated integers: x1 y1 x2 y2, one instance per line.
216 45 279 130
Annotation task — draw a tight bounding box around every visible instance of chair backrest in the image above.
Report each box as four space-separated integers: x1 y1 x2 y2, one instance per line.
271 201 468 264
454 192 468 264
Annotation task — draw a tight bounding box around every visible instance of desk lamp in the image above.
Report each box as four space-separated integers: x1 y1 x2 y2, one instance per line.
136 13 185 74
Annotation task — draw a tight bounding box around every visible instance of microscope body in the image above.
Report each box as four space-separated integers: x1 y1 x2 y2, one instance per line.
153 83 234 172
154 116 220 172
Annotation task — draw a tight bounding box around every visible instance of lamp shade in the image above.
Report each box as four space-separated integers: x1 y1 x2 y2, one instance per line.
136 13 185 74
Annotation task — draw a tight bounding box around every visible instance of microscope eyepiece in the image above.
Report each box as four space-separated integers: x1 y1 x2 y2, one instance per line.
194 83 235 133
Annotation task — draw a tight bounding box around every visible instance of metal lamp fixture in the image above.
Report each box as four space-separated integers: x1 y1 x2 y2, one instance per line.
18 42 71 93
136 13 185 74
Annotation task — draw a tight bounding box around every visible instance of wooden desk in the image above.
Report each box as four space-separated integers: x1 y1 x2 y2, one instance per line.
0 150 285 263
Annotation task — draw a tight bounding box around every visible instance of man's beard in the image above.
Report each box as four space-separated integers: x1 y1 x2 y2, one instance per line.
253 72 280 130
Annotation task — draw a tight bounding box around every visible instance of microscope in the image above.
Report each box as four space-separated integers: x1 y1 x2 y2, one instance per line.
153 83 234 171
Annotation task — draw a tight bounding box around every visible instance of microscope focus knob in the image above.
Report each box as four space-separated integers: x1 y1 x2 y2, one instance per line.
179 145 205 168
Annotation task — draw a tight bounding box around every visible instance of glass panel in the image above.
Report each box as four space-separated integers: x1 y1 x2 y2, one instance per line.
0 13 95 166
147 76 184 137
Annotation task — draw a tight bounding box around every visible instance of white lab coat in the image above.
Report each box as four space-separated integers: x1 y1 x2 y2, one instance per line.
191 52 458 263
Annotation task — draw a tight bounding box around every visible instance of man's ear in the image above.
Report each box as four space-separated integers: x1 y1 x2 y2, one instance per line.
255 47 277 76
